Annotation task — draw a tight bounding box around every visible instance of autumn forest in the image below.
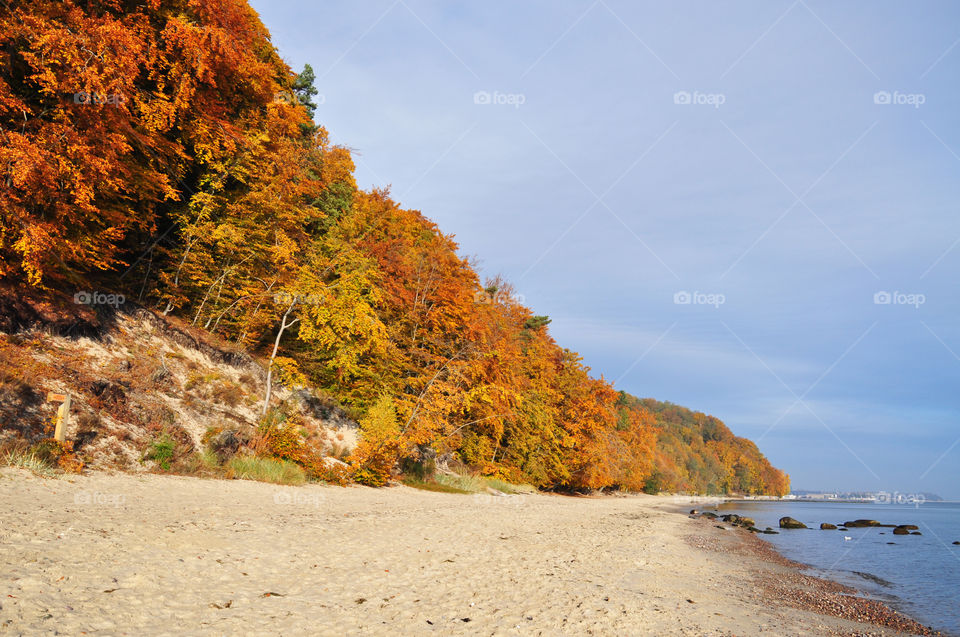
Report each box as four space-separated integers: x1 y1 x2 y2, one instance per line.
0 0 789 495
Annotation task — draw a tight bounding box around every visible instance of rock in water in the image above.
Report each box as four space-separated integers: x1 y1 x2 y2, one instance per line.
720 514 755 528
779 517 807 529
843 519 881 528
820 523 838 530
892 526 911 535
952 541 960 545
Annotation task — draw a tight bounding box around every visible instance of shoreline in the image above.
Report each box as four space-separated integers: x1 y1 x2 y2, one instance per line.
0 469 942 635
683 513 940 636
692 500 953 637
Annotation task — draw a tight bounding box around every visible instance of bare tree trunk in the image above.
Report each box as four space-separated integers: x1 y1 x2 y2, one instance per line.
261 299 299 419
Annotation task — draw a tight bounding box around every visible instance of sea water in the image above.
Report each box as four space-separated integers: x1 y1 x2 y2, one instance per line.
715 500 960 635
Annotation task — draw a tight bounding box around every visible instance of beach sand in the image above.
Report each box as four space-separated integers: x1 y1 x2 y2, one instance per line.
0 470 934 636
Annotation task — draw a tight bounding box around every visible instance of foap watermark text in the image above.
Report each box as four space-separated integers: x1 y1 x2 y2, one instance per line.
74 491 126 507
873 91 925 108
874 291 925 308
73 92 126 107
674 290 726 308
74 291 125 308
674 90 725 109
273 491 325 508
474 90 525 108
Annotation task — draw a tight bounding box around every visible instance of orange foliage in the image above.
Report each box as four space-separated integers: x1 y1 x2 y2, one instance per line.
1 0 789 495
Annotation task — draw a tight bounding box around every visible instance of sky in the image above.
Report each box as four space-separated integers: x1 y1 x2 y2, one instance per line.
249 0 960 499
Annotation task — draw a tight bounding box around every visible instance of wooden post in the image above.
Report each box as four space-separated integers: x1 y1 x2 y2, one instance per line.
47 392 71 442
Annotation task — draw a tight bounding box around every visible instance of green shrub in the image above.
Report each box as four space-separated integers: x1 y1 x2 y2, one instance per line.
400 456 436 481
145 433 175 471
180 450 223 477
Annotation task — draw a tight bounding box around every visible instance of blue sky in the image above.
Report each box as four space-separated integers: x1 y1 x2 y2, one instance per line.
250 0 960 499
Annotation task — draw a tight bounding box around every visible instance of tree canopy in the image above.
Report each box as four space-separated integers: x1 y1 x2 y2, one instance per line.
0 0 788 495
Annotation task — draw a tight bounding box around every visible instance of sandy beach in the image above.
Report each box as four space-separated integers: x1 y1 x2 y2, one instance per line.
0 470 934 636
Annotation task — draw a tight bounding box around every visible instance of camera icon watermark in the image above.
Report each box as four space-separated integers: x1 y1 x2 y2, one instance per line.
274 91 298 105
674 290 725 308
670 495 723 507
273 491 325 508
873 91 925 108
873 290 925 308
274 291 322 307
74 491 126 507
273 91 325 106
472 493 526 508
73 91 126 107
473 90 526 109
673 90 725 109
74 291 125 308
473 289 526 305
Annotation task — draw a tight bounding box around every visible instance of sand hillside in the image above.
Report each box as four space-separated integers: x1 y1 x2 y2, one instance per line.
0 470 921 636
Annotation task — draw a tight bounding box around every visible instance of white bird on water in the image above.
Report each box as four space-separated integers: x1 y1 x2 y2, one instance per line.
844 536 853 541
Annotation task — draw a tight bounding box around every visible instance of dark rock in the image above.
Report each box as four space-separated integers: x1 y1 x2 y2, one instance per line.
952 541 960 545
820 523 838 530
838 528 848 531
887 542 896 545
720 514 755 527
73 428 98 450
779 516 807 529
854 571 894 587
843 519 881 528
701 511 718 519
892 525 920 536
761 529 779 535
690 509 698 515
208 429 245 462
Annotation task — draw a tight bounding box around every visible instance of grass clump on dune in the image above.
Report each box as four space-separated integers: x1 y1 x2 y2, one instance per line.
402 476 473 494
482 477 536 494
433 472 484 492
403 470 534 495
226 455 306 485
1 447 57 477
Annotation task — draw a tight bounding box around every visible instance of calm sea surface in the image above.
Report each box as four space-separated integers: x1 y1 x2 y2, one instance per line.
715 500 960 635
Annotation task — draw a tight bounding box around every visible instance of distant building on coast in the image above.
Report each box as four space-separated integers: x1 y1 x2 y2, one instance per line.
789 490 944 503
